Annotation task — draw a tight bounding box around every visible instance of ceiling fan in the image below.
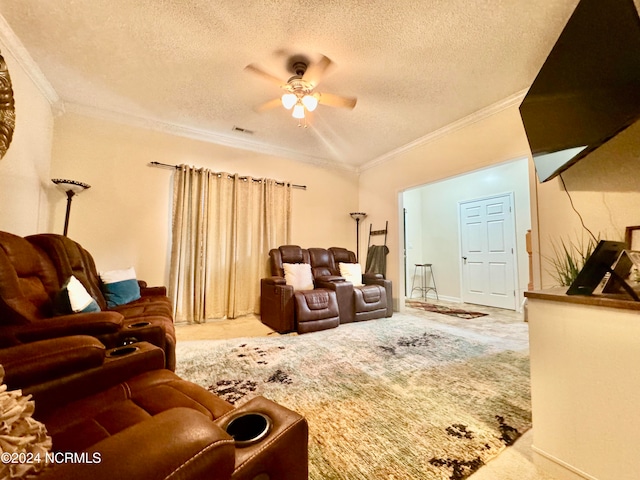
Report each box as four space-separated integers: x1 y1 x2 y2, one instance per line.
245 54 357 122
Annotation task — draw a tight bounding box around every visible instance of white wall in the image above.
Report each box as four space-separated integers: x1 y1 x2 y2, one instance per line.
50 111 359 286
404 158 531 306
0 39 54 235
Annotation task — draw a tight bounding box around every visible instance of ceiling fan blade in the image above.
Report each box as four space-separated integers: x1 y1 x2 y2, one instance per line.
244 64 286 87
317 92 357 109
302 55 333 89
254 97 283 113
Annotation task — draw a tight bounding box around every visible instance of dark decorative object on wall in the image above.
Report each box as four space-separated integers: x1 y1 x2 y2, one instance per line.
0 52 16 160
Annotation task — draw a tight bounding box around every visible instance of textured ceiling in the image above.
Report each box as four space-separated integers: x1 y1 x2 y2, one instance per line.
0 0 597 170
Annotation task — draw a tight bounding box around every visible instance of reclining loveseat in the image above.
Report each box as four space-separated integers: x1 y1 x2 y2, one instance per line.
260 245 392 334
0 335 309 479
0 231 177 370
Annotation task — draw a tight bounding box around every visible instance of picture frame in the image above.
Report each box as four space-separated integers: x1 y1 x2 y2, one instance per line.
625 225 640 250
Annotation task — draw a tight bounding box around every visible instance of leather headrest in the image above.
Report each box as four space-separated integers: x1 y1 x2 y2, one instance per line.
329 247 355 264
279 245 305 264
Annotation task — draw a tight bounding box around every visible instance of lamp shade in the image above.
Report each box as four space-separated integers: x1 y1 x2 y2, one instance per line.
301 94 318 112
52 179 91 195
292 103 305 119
350 212 367 222
281 93 297 110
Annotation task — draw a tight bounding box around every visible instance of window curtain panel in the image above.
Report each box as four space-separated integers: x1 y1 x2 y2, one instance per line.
169 165 291 323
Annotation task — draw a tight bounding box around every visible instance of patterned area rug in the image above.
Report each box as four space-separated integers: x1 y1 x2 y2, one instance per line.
406 301 489 319
176 314 530 480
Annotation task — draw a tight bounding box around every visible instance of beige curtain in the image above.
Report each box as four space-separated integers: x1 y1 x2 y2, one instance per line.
169 165 291 323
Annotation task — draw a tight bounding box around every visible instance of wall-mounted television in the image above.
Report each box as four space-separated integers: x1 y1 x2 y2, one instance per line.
519 0 640 183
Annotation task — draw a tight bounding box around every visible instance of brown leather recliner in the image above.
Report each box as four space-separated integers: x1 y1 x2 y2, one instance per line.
27 233 176 369
261 245 340 334
310 247 393 322
0 231 176 370
330 247 393 318
0 335 309 480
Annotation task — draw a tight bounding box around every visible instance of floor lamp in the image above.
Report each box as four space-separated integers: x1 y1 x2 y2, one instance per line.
349 212 367 262
52 179 91 236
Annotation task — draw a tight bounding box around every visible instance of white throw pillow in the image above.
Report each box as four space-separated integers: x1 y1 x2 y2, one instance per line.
283 263 314 291
339 262 364 287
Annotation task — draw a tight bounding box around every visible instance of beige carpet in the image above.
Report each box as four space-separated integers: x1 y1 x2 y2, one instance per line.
174 303 557 480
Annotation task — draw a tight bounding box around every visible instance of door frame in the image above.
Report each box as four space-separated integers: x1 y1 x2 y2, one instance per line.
457 191 520 310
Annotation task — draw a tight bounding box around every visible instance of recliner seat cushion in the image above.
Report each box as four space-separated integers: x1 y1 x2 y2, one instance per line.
293 290 339 334
41 369 234 452
354 285 387 312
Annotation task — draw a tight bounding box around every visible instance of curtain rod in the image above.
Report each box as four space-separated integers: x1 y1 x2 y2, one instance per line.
149 161 307 190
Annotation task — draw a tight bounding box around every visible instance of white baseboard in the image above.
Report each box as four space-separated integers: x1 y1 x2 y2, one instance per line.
532 445 599 480
406 293 461 303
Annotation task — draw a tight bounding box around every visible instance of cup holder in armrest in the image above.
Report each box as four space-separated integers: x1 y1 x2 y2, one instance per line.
225 412 272 447
128 321 151 329
107 345 140 358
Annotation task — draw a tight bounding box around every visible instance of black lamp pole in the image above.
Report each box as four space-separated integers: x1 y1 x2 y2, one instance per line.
63 190 75 236
349 212 367 262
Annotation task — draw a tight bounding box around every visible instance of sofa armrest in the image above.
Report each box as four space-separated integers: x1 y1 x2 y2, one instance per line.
24 341 166 417
261 276 286 286
216 396 309 480
314 275 345 283
363 272 383 281
363 277 393 317
37 408 236 480
0 335 105 389
314 279 355 323
8 311 124 344
137 280 167 296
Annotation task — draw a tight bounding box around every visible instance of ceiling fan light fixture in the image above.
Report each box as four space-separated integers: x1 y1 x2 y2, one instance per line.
281 93 297 110
301 94 318 112
292 102 305 119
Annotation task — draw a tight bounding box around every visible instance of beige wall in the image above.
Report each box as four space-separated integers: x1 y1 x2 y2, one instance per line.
0 39 54 235
50 112 359 286
358 106 533 308
534 120 640 287
360 101 640 306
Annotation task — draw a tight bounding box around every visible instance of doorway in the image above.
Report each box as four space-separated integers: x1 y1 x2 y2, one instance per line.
459 193 518 310
402 157 530 310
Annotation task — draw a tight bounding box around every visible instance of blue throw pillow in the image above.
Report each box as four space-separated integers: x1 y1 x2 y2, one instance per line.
100 267 141 308
54 275 101 315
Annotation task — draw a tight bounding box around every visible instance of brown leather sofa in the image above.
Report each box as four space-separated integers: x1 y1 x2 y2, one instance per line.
260 245 392 334
311 247 392 322
261 245 340 334
0 231 176 370
0 335 309 479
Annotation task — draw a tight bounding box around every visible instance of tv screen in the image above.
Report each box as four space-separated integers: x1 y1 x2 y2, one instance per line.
519 0 640 183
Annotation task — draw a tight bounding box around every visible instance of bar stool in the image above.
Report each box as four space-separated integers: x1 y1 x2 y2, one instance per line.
410 263 438 300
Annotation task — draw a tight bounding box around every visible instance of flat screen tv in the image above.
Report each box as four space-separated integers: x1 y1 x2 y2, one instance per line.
519 0 640 183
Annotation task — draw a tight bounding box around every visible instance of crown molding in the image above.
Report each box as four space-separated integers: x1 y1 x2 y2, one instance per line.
0 13 64 115
358 89 529 173
64 102 358 173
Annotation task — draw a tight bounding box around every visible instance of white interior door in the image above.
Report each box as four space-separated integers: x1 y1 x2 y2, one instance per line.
459 193 518 310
